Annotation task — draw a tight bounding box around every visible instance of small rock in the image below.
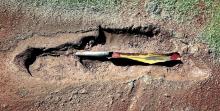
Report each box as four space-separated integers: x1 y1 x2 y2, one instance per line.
109 97 114 105
78 89 88 94
72 89 79 94
158 76 165 83
190 44 199 54
153 27 160 35
1 104 8 108
63 100 68 103
142 75 153 85
121 99 125 102
175 32 186 38
60 103 64 106
69 97 73 101
55 97 62 102
53 89 60 94
164 93 171 98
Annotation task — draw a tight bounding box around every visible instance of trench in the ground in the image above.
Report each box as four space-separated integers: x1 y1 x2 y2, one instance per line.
12 25 210 82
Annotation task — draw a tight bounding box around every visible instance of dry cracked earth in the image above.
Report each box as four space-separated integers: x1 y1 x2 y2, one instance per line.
0 0 220 111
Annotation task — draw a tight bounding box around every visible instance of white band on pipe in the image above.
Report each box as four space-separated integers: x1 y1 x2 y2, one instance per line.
75 51 110 57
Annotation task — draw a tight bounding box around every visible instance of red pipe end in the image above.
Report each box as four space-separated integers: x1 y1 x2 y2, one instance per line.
112 52 121 58
170 52 181 60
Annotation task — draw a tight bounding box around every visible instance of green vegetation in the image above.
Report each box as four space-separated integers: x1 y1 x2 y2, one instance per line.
22 0 121 11
173 0 213 21
147 0 214 22
202 4 220 55
146 0 220 56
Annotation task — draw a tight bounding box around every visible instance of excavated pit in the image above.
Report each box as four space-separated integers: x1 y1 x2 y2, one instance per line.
12 25 210 82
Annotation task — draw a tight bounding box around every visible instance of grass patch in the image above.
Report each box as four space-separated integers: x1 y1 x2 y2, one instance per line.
202 3 220 56
174 0 213 21
147 0 214 22
21 0 121 11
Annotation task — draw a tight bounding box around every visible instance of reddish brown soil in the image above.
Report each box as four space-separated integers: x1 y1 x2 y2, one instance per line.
1 1 220 111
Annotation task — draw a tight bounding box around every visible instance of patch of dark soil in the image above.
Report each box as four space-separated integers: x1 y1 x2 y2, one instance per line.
103 24 160 37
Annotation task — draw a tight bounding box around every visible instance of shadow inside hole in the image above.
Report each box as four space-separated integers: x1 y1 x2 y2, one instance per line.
79 57 183 67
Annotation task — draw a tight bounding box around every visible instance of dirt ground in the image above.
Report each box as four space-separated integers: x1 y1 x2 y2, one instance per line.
1 0 220 111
